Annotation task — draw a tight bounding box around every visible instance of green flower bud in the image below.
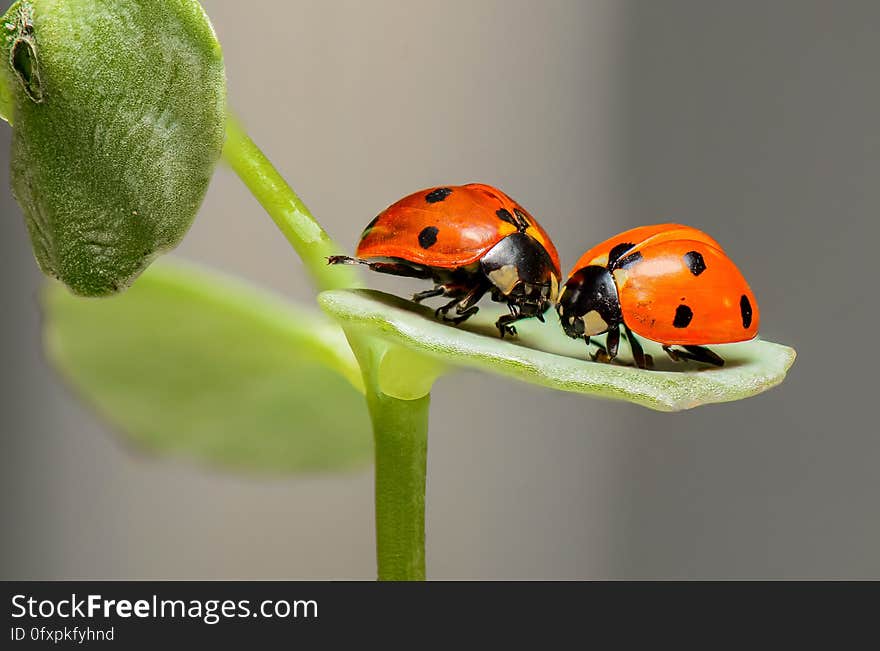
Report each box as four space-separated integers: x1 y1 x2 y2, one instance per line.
1 0 226 295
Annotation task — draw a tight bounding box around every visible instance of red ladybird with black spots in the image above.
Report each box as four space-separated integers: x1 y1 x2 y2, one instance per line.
329 183 561 336
556 224 759 369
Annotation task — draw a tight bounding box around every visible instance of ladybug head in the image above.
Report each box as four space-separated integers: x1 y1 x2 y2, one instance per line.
480 232 560 316
557 265 623 339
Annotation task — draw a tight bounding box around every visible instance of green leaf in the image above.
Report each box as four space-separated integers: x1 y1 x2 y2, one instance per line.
319 289 797 412
1 0 226 296
44 259 373 473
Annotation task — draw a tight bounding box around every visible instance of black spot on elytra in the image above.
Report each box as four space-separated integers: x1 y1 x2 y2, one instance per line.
513 208 530 225
496 208 516 225
740 294 753 328
418 226 439 249
608 242 635 268
616 251 643 269
425 188 452 203
673 304 693 328
683 250 706 276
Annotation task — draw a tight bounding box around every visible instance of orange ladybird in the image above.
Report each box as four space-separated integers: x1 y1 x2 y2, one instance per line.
556 224 759 368
329 184 561 336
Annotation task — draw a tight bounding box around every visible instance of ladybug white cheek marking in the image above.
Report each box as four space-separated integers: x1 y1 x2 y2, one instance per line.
549 274 559 302
557 285 568 303
583 310 609 335
612 268 628 286
488 264 520 295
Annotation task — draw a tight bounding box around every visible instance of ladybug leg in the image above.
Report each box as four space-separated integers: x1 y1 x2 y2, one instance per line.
495 313 519 338
607 326 621 362
412 286 446 303
368 263 432 279
586 337 607 362
495 302 531 338
589 326 619 363
662 345 724 367
663 345 682 362
435 283 487 325
623 324 652 370
326 256 432 279
327 255 358 265
496 298 556 337
685 345 724 367
435 297 460 320
452 305 481 324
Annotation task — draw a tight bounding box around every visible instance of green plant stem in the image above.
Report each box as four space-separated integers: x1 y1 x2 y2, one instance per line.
224 117 430 580
348 336 429 580
222 116 359 292
367 387 429 581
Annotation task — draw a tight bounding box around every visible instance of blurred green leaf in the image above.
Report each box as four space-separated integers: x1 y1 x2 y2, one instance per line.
44 260 373 473
2 0 226 296
319 289 797 412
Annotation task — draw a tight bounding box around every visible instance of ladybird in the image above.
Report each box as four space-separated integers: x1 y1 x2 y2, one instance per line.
556 224 759 369
329 183 561 336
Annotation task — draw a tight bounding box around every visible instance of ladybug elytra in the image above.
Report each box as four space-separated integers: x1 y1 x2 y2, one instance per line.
556 224 759 369
329 183 561 336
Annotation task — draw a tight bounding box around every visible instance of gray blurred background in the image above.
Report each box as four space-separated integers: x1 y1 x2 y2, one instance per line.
2 0 878 579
